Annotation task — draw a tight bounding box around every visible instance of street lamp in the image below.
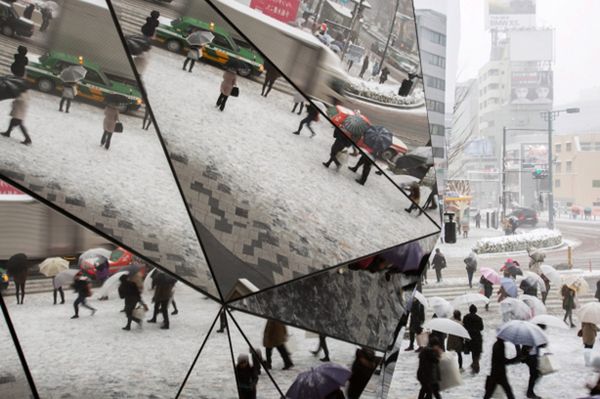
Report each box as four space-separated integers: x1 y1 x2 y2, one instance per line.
540 107 580 230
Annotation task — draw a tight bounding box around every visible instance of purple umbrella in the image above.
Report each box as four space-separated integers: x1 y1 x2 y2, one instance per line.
382 241 424 273
286 363 351 399
501 277 518 298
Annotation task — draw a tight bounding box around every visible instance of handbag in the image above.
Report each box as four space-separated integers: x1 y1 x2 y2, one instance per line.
231 86 240 97
438 352 462 390
132 305 147 320
538 353 558 375
416 331 429 347
114 122 123 133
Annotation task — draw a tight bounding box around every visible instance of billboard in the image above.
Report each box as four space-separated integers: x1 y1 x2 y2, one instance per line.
486 0 536 30
511 69 553 104
465 137 494 157
509 30 553 61
521 143 548 167
249 0 300 23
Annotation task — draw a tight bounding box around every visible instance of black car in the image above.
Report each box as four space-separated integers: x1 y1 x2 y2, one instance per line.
509 207 538 227
0 2 34 37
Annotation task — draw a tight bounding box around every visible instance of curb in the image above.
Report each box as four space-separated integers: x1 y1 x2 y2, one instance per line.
344 91 425 109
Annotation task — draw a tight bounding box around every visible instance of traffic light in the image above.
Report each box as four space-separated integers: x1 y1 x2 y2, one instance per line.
532 168 548 179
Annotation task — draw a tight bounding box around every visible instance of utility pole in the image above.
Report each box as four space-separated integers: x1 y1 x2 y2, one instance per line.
502 126 507 219
341 0 364 60
379 0 400 72
546 113 554 230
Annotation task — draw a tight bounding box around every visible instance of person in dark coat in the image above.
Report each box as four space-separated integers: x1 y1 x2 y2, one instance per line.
561 284 576 328
398 72 418 96
325 389 345 399
235 353 258 399
347 348 379 399
463 252 477 288
480 276 494 311
595 280 600 302
379 67 390 84
520 280 538 297
10 45 28 77
147 272 175 329
52 276 65 305
7 254 28 304
475 211 482 228
405 299 425 351
431 248 446 283
541 274 551 304
118 275 145 330
261 60 280 97
217 67 237 111
141 10 160 38
447 310 464 370
322 127 352 169
359 56 369 79
521 345 542 399
416 336 443 399
1 92 32 145
263 319 294 370
71 274 96 318
463 304 483 373
429 314 447 352
292 103 319 137
348 150 378 186
23 4 35 20
39 7 52 32
310 334 330 362
405 182 421 213
483 338 520 399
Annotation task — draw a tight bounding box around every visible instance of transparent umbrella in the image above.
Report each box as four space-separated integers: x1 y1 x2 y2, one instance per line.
519 295 547 316
496 320 548 347
500 298 532 321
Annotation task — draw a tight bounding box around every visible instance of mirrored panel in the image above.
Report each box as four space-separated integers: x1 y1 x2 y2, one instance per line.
0 305 34 399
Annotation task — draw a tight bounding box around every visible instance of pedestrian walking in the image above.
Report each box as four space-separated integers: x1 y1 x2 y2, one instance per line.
595 280 600 302
480 276 493 311
429 314 447 352
291 92 304 114
431 248 446 283
405 298 425 351
263 319 294 370
347 347 379 399
405 182 421 213
23 4 34 20
398 73 416 97
71 274 96 319
561 284 576 328
118 274 147 331
463 304 483 374
371 61 380 77
482 338 520 399
521 345 542 398
147 272 175 330
142 107 152 130
261 60 280 97
59 82 78 113
10 45 27 77
100 102 120 150
216 68 237 111
1 92 32 145
310 334 330 362
475 211 481 228
52 276 65 305
236 353 259 399
8 261 28 305
359 56 369 79
39 7 52 32
292 102 319 137
322 127 351 169
461 219 470 238
464 252 478 288
348 152 374 185
416 336 443 399
182 45 201 72
540 274 551 304
141 10 160 38
447 310 464 370
379 66 390 84
579 322 598 349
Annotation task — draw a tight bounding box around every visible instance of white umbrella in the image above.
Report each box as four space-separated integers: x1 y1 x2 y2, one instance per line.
563 275 590 294
143 268 156 293
429 297 453 318
186 31 214 46
577 302 600 324
529 314 569 329
59 65 87 83
518 271 547 293
423 318 470 340
78 248 112 266
497 320 548 347
519 295 547 316
500 298 532 321
39 257 69 277
540 264 561 286
413 291 428 308
53 269 78 289
452 293 490 308
96 271 128 298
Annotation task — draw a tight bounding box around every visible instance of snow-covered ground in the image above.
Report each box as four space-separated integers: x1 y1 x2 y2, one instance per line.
1 287 594 398
347 76 425 107
0 91 216 296
143 48 439 278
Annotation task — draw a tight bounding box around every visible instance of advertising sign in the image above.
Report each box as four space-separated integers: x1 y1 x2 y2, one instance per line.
0 181 30 201
511 69 553 104
250 0 300 23
521 143 548 167
486 0 536 30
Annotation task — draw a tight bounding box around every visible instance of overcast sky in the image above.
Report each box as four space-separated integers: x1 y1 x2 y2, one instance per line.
456 0 600 105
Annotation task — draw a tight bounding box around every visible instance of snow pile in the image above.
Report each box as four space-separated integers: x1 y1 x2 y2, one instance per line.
473 228 563 254
346 77 425 106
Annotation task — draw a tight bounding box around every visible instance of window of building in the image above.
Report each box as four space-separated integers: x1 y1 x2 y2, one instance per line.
424 28 446 45
581 142 592 151
432 147 445 158
488 83 499 90
426 99 445 113
555 179 560 188
430 124 444 136
488 69 499 76
555 144 561 153
555 162 561 173
566 161 572 173
425 76 445 90
593 180 600 188
422 50 446 68
566 142 572 151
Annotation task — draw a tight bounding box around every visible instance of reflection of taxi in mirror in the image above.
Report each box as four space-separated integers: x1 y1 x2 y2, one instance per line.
25 51 143 112
154 16 264 77
0 266 8 292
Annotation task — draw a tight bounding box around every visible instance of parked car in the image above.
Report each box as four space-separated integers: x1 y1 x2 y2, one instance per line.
25 51 143 112
0 2 34 38
154 16 264 77
509 207 538 227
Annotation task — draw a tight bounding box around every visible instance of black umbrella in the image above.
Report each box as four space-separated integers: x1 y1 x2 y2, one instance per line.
125 34 152 56
7 253 27 275
0 75 27 101
363 125 393 154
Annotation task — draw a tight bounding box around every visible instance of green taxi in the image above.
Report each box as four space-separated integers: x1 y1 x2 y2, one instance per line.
154 16 264 77
25 51 143 112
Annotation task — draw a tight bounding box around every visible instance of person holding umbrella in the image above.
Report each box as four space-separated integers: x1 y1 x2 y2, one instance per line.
286 362 350 399
463 252 478 289
71 272 96 319
100 95 123 150
39 257 69 305
182 30 213 72
561 284 576 328
39 5 53 32
182 44 201 72
7 253 28 304
447 310 465 370
463 304 484 374
483 337 520 399
10 45 27 78
293 102 319 137
58 65 85 113
416 336 443 399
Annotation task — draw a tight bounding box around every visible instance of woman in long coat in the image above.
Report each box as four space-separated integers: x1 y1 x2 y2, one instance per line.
447 310 464 370
216 68 237 111
100 104 119 150
1 92 31 145
262 320 293 370
562 284 576 328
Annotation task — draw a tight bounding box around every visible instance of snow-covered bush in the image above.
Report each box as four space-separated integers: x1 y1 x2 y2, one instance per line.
345 78 425 106
473 229 562 254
